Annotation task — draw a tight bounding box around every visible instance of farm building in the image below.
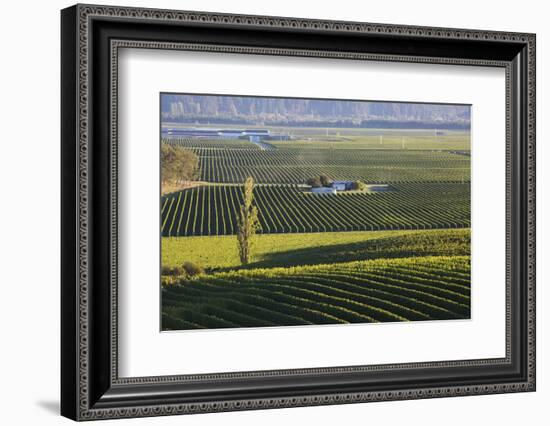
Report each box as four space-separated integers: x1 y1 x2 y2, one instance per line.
311 187 337 195
239 130 291 142
219 130 246 139
164 128 219 137
331 181 354 191
162 127 291 142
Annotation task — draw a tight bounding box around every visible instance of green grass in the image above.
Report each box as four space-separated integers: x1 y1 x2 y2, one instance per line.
162 255 471 330
164 125 470 150
271 132 470 151
162 228 470 272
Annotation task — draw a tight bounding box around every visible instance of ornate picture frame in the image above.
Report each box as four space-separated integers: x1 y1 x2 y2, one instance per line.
61 4 535 421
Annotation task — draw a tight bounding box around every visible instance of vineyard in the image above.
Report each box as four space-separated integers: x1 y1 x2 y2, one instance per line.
163 139 470 184
162 255 471 329
163 137 260 150
161 183 470 237
162 229 470 272
160 124 471 331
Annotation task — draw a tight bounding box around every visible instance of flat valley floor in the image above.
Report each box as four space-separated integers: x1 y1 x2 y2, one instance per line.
160 127 471 330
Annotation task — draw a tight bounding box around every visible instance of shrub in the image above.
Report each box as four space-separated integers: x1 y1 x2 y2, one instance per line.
319 174 332 187
182 261 205 276
161 143 200 184
306 176 322 188
351 180 366 191
161 265 184 276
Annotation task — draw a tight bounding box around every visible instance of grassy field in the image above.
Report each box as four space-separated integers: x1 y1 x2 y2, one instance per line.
271 131 470 151
162 255 470 329
162 228 470 272
164 124 470 151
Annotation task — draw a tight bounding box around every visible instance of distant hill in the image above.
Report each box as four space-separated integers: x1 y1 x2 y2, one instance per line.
161 94 470 129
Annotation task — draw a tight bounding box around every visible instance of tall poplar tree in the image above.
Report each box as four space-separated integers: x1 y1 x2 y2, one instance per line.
236 177 260 264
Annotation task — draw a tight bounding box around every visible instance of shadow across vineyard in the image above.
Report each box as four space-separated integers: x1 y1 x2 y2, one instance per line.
245 229 470 271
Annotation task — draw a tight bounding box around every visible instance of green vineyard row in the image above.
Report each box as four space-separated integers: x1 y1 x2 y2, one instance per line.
162 255 471 330
163 137 261 150
161 183 470 237
163 139 470 184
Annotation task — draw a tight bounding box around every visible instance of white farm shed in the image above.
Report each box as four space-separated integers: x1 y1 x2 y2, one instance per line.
331 182 347 191
311 187 337 195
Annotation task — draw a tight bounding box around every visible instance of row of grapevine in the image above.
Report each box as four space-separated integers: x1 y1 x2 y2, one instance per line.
194 147 469 183
163 139 470 184
163 137 260 150
162 255 471 330
161 183 470 237
186 146 470 168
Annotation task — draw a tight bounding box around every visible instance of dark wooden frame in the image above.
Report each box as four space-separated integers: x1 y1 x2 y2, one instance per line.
61 4 536 421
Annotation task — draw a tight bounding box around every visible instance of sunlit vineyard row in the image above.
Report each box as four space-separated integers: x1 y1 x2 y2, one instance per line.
161 229 470 271
162 141 470 184
162 255 471 329
162 137 261 150
161 183 470 237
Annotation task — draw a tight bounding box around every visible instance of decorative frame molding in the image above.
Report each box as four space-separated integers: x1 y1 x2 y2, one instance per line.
61 4 535 421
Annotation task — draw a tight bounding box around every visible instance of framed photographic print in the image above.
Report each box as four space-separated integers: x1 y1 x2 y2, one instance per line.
61 4 536 421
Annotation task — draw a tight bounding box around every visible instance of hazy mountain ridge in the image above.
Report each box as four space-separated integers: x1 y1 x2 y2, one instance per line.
161 94 470 128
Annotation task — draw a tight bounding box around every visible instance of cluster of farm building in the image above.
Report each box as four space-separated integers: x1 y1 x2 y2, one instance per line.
310 181 391 194
163 127 291 142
